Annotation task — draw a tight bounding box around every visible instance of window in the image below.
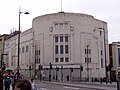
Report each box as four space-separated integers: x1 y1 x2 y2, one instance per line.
55 58 59 62
89 58 91 63
101 50 102 55
89 49 91 54
85 49 86 54
60 45 64 54
85 57 87 63
101 58 103 68
65 58 69 62
60 58 64 62
100 31 102 36
26 45 29 52
55 45 59 54
60 36 63 42
65 36 68 42
65 45 69 54
22 47 24 53
39 50 40 55
55 36 58 42
39 58 40 63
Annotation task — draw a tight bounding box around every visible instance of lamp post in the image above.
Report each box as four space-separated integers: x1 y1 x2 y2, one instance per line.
17 7 29 78
98 27 108 84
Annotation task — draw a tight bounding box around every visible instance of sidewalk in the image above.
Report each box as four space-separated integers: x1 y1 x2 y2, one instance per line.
42 80 117 90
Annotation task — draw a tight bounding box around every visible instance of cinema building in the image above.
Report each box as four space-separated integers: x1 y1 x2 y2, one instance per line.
4 12 109 81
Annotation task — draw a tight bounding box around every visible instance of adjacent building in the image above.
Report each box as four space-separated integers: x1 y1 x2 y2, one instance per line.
109 42 120 81
4 12 109 81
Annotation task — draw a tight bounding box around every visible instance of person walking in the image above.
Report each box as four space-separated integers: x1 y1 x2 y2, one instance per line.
31 79 37 90
0 74 3 90
4 75 11 90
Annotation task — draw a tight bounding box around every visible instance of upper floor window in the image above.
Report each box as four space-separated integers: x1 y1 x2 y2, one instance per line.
22 47 24 53
55 58 59 62
60 58 64 62
55 45 59 54
100 31 102 36
65 58 69 62
55 36 58 42
26 45 29 52
65 45 69 54
65 36 68 42
60 36 63 42
60 45 64 54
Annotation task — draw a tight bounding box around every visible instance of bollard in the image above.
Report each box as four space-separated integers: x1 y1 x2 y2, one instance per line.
117 80 120 90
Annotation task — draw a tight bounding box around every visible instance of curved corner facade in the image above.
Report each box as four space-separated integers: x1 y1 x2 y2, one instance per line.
4 12 109 82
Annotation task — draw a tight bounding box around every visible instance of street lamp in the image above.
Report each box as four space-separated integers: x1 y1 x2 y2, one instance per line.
98 27 108 83
17 7 29 78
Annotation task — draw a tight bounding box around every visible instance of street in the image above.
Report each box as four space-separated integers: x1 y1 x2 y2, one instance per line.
35 81 117 90
36 82 98 90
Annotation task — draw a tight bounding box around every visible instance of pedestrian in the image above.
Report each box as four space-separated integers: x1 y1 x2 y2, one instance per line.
15 79 31 90
0 74 3 90
31 79 37 90
12 76 17 90
66 75 69 81
4 75 11 90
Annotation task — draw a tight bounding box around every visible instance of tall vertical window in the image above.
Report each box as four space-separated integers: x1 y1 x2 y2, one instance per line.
65 45 69 54
100 31 102 36
26 45 29 52
22 47 24 53
39 50 40 55
65 36 68 42
89 49 91 54
60 45 64 54
55 36 58 42
55 45 59 54
60 58 64 62
101 58 103 68
85 49 86 54
65 58 69 62
55 58 59 62
101 50 102 55
60 36 63 42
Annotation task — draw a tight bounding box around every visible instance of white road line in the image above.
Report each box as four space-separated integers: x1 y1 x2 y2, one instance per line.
39 88 51 90
63 86 79 90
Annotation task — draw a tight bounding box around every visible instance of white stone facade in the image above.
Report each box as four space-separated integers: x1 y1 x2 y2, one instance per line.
4 12 109 81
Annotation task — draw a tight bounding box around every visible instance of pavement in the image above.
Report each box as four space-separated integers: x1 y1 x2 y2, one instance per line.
41 80 117 90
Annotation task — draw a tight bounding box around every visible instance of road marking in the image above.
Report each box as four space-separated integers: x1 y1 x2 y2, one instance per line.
63 86 79 90
40 88 51 90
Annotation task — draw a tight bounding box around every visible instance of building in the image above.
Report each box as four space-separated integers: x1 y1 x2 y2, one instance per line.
0 34 9 68
4 12 109 81
109 42 120 81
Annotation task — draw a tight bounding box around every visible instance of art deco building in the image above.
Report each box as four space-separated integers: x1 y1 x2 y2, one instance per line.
4 12 109 81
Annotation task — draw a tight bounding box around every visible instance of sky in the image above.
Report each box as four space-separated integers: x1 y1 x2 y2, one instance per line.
0 0 119 43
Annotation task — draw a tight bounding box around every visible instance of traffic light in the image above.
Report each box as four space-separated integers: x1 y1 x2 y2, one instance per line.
29 65 31 71
56 67 59 71
50 63 52 70
39 64 43 70
80 66 83 71
108 64 112 71
71 68 73 72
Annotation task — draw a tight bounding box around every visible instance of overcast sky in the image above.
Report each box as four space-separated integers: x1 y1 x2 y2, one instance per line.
0 0 119 43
